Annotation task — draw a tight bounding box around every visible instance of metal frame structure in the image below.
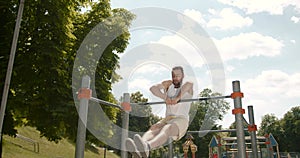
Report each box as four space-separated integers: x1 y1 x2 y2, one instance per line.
187 105 260 158
75 76 248 158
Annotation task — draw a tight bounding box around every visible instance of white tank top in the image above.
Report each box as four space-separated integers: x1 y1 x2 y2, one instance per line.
165 83 192 120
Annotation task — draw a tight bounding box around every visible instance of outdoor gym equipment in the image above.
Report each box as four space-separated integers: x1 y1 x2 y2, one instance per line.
75 75 248 158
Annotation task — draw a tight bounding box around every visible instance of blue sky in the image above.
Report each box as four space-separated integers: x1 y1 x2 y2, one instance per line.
109 0 300 128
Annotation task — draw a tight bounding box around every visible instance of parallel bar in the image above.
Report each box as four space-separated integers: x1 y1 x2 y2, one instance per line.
232 81 246 158
90 97 121 109
137 95 231 105
187 128 248 134
75 75 90 158
121 93 130 158
225 142 267 145
248 105 259 158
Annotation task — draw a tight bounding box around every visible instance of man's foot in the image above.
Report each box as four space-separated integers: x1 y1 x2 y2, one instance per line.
126 138 141 158
134 134 150 158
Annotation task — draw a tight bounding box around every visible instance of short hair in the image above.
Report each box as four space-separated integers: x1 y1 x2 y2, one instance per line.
172 66 184 75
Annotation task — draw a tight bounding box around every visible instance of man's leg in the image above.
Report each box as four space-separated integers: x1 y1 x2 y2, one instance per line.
134 123 179 158
141 127 161 141
132 125 164 158
126 138 141 158
147 123 179 149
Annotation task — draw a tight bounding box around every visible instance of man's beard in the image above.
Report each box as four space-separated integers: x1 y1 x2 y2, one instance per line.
173 81 181 88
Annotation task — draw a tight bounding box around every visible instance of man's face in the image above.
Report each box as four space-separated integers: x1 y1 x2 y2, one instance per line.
172 69 183 88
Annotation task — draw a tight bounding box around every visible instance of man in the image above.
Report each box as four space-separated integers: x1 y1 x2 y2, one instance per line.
126 66 193 158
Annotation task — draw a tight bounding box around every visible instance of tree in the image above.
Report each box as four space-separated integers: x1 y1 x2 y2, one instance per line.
280 106 300 152
258 114 281 136
71 2 135 145
0 0 135 145
128 92 160 134
258 114 285 152
1 0 88 140
258 106 300 153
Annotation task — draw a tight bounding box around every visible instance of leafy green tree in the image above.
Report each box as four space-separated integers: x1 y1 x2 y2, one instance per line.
258 106 300 153
128 92 160 134
114 91 160 137
258 114 281 136
71 3 135 145
0 0 134 145
257 114 284 152
280 106 300 152
1 0 89 140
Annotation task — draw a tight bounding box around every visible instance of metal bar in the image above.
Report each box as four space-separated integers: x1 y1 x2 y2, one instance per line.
232 81 247 158
136 95 231 105
0 0 25 149
90 97 121 109
121 93 130 158
243 116 249 125
187 128 248 134
222 136 266 141
168 137 173 158
248 105 258 158
224 142 267 145
75 75 90 158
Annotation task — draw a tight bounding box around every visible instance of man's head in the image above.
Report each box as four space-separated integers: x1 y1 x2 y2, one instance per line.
172 66 184 88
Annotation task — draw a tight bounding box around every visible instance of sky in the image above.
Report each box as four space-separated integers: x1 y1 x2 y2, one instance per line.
108 0 300 129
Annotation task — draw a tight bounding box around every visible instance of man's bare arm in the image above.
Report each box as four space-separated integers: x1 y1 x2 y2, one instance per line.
149 80 172 100
150 83 167 100
172 82 193 103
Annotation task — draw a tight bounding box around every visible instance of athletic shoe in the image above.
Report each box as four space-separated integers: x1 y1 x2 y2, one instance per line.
134 134 149 158
125 138 141 158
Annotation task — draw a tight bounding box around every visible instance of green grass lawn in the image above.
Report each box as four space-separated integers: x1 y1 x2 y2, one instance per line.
2 126 120 158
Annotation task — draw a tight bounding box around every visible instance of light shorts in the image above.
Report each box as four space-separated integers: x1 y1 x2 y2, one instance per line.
159 115 189 141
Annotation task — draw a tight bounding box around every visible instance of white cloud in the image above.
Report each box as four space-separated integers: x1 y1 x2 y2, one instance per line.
225 64 235 72
218 0 298 15
183 8 253 30
128 78 152 91
291 16 300 23
220 70 300 128
207 8 253 30
244 70 300 98
133 63 168 75
183 9 206 26
242 70 300 127
213 32 284 61
290 40 296 44
155 35 206 68
208 8 217 15
291 0 300 13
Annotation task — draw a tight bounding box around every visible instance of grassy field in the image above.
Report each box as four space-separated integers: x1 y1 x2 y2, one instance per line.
2 126 120 158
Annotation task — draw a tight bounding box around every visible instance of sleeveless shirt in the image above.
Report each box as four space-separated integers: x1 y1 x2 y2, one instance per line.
165 83 192 120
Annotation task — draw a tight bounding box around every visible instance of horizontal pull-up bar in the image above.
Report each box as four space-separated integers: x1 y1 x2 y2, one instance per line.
90 97 122 109
187 128 248 134
136 95 232 106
